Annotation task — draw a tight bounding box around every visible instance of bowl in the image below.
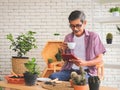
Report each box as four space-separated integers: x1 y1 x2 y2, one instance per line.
5 75 25 84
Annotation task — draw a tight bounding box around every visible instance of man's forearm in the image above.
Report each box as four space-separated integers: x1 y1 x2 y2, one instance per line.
85 54 103 66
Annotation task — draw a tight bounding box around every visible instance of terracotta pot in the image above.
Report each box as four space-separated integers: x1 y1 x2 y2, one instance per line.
48 63 54 68
74 85 87 90
57 63 63 67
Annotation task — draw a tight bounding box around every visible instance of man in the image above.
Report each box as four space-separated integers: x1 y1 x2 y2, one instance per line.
49 10 106 81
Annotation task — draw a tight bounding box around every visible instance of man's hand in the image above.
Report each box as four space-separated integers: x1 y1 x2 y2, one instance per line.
69 58 87 66
60 42 68 54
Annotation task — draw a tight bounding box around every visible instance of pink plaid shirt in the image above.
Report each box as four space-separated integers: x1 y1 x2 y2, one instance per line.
61 30 106 75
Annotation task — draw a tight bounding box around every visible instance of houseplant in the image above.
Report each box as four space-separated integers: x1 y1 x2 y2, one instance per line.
109 7 120 16
53 33 60 40
88 76 100 90
55 48 62 61
106 33 113 44
71 67 87 90
116 25 120 34
48 58 54 68
7 31 37 74
24 58 40 86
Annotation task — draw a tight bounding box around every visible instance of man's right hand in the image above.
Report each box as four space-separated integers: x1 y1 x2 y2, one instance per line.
60 42 68 53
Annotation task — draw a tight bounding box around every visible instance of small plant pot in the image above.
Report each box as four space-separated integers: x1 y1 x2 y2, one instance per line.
24 72 38 86
88 76 100 90
89 82 100 90
57 63 63 67
112 11 120 16
106 39 112 44
48 63 54 68
73 85 87 90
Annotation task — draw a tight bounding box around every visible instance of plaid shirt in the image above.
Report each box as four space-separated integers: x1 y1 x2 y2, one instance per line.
61 30 106 75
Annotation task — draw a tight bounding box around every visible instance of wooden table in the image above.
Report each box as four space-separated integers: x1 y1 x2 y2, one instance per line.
0 81 46 90
0 81 118 90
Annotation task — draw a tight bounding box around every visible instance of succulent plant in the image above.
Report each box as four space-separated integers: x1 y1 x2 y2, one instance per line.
48 58 53 64
116 25 120 34
106 33 113 39
71 67 87 85
55 48 62 61
53 33 60 36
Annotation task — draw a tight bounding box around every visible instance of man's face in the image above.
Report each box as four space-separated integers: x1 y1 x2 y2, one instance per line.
69 18 86 37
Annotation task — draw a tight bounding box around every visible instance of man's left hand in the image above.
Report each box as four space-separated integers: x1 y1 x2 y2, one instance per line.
69 58 87 66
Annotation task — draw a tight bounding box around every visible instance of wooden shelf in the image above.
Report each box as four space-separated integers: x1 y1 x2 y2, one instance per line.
94 0 120 4
94 16 120 23
105 64 120 69
104 44 120 48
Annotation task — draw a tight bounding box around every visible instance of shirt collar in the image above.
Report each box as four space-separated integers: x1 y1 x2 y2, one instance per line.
71 29 89 37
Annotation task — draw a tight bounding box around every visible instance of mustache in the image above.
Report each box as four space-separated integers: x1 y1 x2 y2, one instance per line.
73 30 80 33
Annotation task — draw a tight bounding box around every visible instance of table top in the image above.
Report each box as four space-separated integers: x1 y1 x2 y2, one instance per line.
0 81 46 90
0 81 118 90
40 81 119 90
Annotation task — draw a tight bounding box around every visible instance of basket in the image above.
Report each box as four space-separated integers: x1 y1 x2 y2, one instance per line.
12 57 29 74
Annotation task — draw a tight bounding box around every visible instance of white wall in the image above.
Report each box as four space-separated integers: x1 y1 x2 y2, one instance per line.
0 0 120 88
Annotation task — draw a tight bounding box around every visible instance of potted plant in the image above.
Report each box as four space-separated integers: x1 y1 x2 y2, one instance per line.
55 48 62 61
48 58 54 68
116 25 120 34
55 48 63 67
24 58 40 86
88 76 100 90
7 31 37 74
71 67 87 90
109 7 120 16
106 33 113 44
53 33 60 40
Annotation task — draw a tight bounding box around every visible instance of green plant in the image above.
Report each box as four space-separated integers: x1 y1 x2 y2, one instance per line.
109 7 120 13
0 87 2 90
116 25 120 34
71 67 87 85
48 58 53 64
106 33 113 39
53 33 60 36
7 31 37 57
55 48 62 61
24 58 40 75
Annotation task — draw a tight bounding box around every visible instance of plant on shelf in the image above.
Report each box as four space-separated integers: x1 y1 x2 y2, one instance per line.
7 31 37 74
55 48 63 67
109 7 120 16
24 58 40 86
48 58 54 68
88 76 100 90
55 48 62 61
116 25 120 34
71 67 87 90
53 33 60 40
106 33 113 44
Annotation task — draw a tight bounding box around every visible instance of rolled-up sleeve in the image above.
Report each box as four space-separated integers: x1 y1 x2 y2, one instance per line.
94 35 106 56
